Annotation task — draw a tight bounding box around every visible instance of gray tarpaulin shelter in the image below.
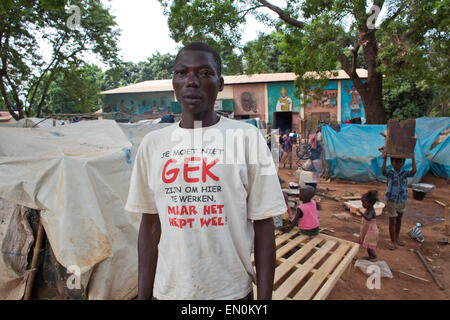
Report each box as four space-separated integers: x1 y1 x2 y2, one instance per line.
0 119 169 299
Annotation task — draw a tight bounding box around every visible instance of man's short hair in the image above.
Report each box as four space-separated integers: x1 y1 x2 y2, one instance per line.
174 42 222 77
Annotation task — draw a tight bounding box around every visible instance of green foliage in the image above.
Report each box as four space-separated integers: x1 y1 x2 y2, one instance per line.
243 31 293 74
101 52 176 91
138 52 175 81
0 0 120 119
383 79 434 120
159 0 450 123
41 64 104 116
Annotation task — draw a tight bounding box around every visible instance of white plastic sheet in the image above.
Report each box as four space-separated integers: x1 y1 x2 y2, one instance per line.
0 120 169 299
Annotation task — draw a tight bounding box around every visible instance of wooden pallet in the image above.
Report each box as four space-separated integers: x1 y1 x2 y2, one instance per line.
252 229 359 300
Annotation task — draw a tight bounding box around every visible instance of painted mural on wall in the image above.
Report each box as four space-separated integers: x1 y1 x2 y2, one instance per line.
306 90 338 109
103 92 174 121
341 79 366 123
267 82 301 125
233 84 266 120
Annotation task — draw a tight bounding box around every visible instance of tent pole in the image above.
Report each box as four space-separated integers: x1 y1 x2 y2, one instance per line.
23 211 45 300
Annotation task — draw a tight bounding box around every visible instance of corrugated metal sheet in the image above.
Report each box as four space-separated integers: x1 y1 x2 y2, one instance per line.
101 69 368 95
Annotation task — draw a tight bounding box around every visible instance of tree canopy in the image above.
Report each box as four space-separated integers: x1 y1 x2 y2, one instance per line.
0 0 120 120
159 0 449 124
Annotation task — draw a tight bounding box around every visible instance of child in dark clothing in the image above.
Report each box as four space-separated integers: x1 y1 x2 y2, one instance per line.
282 185 319 236
358 190 379 261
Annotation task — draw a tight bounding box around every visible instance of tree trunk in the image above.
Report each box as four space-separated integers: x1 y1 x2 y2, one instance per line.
359 84 386 124
359 29 387 124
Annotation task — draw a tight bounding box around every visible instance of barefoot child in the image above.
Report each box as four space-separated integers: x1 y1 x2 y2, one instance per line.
358 190 379 261
282 185 319 236
382 154 417 250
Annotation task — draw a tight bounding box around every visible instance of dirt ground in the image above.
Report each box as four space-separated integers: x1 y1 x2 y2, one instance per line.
277 166 450 300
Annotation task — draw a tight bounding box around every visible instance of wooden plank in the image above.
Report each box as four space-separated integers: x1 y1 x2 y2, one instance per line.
293 242 350 300
275 229 299 247
312 243 359 300
252 228 299 264
321 233 361 248
434 200 448 207
385 119 416 158
274 236 324 283
276 234 309 260
273 239 337 300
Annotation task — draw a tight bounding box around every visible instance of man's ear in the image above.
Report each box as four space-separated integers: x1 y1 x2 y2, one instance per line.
218 77 224 92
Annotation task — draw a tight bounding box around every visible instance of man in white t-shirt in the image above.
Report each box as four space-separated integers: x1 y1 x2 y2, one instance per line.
125 42 286 300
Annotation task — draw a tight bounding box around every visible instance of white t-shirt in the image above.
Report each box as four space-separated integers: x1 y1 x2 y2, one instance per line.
125 116 286 300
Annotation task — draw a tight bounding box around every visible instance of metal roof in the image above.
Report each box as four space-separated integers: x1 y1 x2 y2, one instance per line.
101 69 368 95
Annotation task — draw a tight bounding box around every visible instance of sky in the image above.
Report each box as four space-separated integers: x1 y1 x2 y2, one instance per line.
103 0 276 64
46 0 387 68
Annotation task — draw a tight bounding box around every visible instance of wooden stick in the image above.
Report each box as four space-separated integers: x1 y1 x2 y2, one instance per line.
392 269 430 283
316 192 339 202
434 200 448 207
23 213 45 300
413 249 445 290
434 200 450 235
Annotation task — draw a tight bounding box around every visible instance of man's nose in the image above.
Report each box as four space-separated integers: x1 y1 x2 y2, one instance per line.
186 72 200 87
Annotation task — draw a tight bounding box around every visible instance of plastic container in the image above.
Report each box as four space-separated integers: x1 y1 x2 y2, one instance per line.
305 181 317 190
345 200 385 216
298 170 315 187
411 183 435 196
412 189 426 201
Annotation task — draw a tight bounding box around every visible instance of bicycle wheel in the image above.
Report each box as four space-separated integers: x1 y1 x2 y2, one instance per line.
296 143 312 160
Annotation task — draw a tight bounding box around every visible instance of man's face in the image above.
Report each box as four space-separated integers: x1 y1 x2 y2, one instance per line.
172 50 224 116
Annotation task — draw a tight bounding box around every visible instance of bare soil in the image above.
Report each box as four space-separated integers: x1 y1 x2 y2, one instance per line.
277 167 450 300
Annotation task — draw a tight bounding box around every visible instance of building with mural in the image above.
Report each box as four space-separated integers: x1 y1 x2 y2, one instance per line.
101 69 367 132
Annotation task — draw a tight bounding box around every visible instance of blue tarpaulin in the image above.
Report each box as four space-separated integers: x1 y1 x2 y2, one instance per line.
428 136 450 178
321 117 450 183
415 117 450 155
416 117 450 179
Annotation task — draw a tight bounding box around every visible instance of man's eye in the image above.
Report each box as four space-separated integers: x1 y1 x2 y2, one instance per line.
174 70 186 76
200 70 213 76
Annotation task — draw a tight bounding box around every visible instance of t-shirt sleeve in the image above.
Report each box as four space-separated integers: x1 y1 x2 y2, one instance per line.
246 128 287 220
124 140 158 214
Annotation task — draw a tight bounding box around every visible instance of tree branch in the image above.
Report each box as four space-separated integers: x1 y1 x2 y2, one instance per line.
257 0 305 29
26 33 68 113
339 52 366 96
379 3 405 29
34 43 85 118
238 5 264 20
351 44 360 74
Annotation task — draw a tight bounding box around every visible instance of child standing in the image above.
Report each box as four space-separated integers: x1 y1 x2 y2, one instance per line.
282 185 319 236
358 190 379 261
382 154 417 250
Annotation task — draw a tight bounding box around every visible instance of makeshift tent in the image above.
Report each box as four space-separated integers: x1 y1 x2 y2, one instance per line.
415 117 450 155
322 117 450 183
322 123 429 184
0 119 170 299
428 136 450 178
415 117 450 179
